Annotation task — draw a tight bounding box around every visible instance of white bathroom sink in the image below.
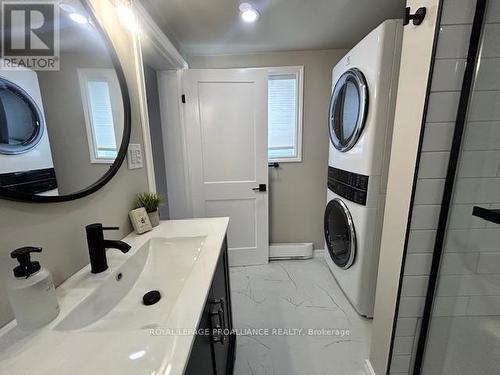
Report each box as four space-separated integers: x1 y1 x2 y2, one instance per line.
0 218 228 375
56 236 206 332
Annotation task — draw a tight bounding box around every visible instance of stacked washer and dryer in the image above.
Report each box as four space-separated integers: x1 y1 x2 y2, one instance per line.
0 64 58 196
324 20 403 318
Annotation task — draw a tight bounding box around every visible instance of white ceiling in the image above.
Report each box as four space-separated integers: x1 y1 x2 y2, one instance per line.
139 0 405 56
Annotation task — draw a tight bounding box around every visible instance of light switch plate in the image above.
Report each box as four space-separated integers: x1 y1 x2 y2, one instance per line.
127 144 143 169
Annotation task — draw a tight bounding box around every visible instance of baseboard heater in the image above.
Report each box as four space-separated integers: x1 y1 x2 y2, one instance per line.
269 242 314 260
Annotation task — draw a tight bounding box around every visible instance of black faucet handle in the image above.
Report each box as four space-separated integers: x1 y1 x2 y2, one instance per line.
85 223 120 232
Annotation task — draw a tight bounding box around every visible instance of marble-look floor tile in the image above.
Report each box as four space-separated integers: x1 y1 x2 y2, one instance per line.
230 258 372 375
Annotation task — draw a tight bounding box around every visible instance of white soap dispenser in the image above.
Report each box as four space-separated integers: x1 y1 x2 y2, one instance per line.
7 247 60 330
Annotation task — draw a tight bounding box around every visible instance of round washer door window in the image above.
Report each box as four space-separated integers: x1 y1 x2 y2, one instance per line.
324 198 356 269
328 68 368 152
0 77 44 155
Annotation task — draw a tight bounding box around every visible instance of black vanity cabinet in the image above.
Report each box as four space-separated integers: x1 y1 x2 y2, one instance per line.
185 239 235 375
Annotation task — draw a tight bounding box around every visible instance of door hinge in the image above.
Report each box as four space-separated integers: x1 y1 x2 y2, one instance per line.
404 7 426 26
181 94 186 103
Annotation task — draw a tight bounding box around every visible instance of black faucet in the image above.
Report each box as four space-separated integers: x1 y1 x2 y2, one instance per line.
85 223 131 274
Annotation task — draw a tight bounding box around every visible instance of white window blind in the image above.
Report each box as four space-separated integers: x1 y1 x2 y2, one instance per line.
86 80 117 159
267 67 303 162
78 68 123 164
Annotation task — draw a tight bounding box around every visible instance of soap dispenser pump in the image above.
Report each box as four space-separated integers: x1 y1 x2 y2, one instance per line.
7 247 60 330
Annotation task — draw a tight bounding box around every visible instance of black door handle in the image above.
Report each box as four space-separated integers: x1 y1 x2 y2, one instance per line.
252 184 267 192
472 206 500 225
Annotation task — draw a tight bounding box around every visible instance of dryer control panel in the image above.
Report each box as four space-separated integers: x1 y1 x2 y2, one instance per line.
328 166 369 206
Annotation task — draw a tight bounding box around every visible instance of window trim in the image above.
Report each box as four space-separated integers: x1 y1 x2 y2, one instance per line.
78 68 123 164
267 66 304 163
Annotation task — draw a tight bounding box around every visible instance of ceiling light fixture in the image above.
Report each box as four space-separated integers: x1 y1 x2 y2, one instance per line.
239 3 260 23
69 12 88 24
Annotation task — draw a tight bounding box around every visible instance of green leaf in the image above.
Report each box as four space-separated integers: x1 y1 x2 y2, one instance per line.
136 192 163 213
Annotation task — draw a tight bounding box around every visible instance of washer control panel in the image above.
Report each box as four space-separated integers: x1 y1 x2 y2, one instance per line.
328 166 369 205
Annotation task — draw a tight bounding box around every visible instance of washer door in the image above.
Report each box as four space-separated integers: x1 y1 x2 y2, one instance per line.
0 77 44 155
328 68 368 152
324 198 356 269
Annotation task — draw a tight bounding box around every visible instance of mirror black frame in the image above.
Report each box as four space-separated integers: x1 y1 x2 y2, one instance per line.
0 0 132 203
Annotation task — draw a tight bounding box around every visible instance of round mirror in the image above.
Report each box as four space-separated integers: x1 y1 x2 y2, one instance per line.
0 0 130 202
328 68 368 152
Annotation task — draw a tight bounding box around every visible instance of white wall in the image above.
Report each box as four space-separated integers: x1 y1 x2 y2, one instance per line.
37 51 115 195
189 49 347 249
369 0 440 373
386 0 500 373
0 0 150 327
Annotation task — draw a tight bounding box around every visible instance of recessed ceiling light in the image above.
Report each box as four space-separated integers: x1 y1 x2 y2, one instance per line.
239 3 260 23
69 12 88 24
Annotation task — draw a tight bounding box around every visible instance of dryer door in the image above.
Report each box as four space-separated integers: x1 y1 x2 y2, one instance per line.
324 198 356 269
328 68 368 152
0 77 44 155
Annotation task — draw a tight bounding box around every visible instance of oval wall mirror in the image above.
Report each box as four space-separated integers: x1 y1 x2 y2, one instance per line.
0 0 131 202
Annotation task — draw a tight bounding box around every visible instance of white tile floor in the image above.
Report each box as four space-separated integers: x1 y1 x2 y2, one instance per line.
229 257 372 375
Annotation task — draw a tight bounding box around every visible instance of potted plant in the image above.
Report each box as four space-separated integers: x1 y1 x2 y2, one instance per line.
136 192 163 227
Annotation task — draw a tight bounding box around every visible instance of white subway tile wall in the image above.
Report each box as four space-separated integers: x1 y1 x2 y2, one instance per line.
414 179 446 205
481 23 500 57
464 122 500 150
395 317 418 336
401 276 430 297
407 230 436 253
393 336 415 355
390 355 411 373
425 92 460 122
477 252 500 273
416 152 450 178
430 59 467 91
390 1 479 373
432 296 469 316
486 0 500 22
441 0 476 25
469 90 500 121
404 254 434 276
421 122 455 151
475 60 500 90
435 25 472 59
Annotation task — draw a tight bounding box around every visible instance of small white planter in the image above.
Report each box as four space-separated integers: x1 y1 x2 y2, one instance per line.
148 210 160 227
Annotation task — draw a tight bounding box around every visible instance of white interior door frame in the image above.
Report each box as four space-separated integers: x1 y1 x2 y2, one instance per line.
157 70 194 219
133 0 189 194
133 1 188 71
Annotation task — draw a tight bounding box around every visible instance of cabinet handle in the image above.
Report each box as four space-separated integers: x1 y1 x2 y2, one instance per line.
209 298 226 344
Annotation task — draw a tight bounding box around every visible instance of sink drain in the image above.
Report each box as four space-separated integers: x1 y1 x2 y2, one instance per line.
143 290 161 306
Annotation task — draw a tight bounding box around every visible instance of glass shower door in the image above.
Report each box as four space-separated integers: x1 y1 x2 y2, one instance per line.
420 1 500 373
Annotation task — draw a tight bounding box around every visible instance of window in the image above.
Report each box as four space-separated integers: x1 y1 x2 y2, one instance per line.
268 66 303 162
78 69 123 163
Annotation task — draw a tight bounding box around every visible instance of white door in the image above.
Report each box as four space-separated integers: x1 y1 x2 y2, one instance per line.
183 69 269 266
